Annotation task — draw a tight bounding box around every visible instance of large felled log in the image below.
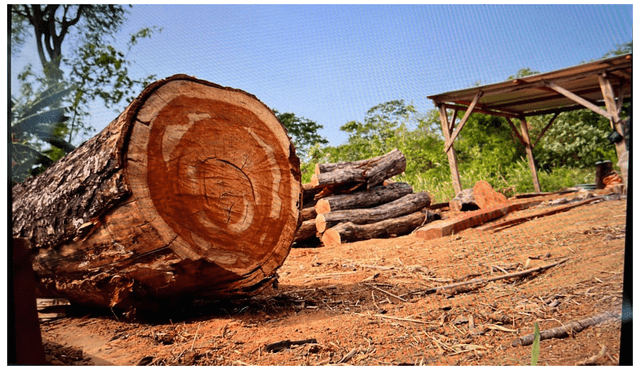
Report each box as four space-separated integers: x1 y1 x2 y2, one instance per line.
315 182 413 214
316 191 431 233
310 149 406 189
11 75 302 310
321 210 428 247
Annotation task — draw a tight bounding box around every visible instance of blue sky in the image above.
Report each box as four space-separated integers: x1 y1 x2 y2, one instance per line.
10 4 634 146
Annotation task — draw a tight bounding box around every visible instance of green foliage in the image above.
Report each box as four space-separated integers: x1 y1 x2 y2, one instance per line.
300 94 618 203
10 83 75 183
531 322 540 366
274 110 328 162
10 5 160 183
530 110 619 170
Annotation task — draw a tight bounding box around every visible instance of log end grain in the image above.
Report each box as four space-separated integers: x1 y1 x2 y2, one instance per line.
321 228 342 247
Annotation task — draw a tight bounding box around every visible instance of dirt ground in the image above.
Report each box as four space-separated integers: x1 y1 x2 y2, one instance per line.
39 194 628 366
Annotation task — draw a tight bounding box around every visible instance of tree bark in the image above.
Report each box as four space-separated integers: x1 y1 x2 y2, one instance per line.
300 206 317 222
315 182 413 214
310 149 406 189
316 192 431 233
11 74 302 310
293 220 318 243
449 188 478 212
321 210 427 247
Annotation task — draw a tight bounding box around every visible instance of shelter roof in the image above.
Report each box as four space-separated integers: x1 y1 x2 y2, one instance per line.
427 54 632 118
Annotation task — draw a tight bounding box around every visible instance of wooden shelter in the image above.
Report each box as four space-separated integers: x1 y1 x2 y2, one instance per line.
427 54 632 194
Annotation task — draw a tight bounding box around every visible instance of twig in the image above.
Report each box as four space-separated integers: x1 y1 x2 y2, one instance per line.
365 283 407 302
512 311 619 346
339 348 358 363
190 323 201 351
374 314 429 324
576 344 608 365
414 258 570 296
264 338 318 353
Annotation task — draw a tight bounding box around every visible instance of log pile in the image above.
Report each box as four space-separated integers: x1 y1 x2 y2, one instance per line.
293 150 438 247
12 75 302 311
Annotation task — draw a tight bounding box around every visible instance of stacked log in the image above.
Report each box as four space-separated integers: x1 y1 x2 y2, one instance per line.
12 75 302 311
293 150 438 247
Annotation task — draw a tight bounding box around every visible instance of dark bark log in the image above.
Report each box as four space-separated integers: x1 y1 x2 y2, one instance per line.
316 192 431 233
293 220 318 242
310 149 406 190
11 75 302 310
321 210 427 247
314 182 413 214
302 183 322 205
300 206 317 222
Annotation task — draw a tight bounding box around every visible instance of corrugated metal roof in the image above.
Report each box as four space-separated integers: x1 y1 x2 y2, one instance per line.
427 54 632 117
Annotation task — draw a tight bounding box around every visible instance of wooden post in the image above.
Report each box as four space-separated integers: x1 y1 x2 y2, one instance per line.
437 103 462 195
519 117 541 193
598 73 628 177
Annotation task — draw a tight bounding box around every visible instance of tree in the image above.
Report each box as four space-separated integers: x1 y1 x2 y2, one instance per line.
10 5 159 183
273 110 328 162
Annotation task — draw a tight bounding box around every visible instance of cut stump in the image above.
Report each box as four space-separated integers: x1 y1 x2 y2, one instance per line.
11 75 302 310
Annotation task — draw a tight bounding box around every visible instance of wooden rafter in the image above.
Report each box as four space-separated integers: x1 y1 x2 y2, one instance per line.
519 117 541 193
444 91 483 153
504 117 526 146
438 104 462 195
533 112 560 148
542 80 612 119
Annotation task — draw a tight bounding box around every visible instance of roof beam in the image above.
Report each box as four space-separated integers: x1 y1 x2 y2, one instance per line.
542 80 612 120
444 91 483 153
440 103 521 119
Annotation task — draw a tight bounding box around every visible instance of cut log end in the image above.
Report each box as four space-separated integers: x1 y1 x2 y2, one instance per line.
321 229 342 247
125 78 302 274
316 214 328 234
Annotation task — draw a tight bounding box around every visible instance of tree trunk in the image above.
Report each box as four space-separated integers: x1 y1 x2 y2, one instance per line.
315 192 431 233
315 182 413 214
11 75 302 310
310 149 406 190
321 210 427 247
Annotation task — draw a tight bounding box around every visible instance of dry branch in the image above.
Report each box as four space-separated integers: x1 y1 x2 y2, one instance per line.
512 311 619 346
416 258 570 296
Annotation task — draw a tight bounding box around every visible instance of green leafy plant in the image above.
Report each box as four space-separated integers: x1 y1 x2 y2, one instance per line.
531 322 540 366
